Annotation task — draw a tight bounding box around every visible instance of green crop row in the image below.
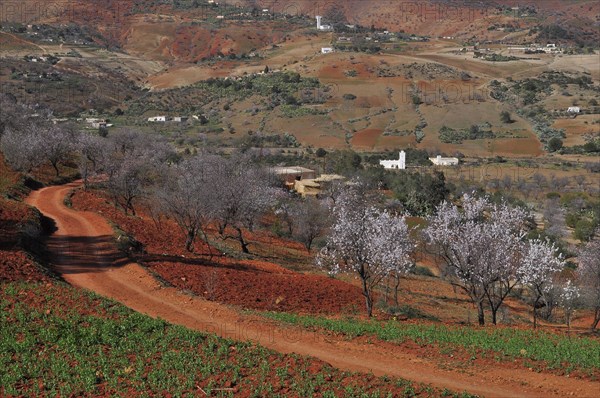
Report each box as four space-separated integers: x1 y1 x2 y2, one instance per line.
0 282 477 397
260 312 600 374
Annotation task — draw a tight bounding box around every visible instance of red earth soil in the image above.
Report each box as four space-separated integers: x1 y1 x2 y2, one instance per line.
24 182 600 398
70 189 365 314
0 198 50 283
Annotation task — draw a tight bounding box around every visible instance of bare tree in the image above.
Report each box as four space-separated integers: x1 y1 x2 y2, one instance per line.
317 186 414 317
155 155 218 253
102 130 174 216
543 198 567 239
211 155 278 253
0 127 45 173
40 125 76 177
578 235 600 330
76 133 107 190
292 197 330 252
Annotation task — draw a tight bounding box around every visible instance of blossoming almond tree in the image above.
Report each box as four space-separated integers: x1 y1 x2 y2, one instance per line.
317 190 414 317
425 194 529 325
518 239 565 328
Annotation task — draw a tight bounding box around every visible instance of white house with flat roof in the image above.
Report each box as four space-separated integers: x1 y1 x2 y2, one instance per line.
380 151 406 170
430 155 459 166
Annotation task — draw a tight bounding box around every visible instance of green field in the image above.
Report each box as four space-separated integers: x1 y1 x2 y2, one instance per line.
260 312 600 375
0 282 478 397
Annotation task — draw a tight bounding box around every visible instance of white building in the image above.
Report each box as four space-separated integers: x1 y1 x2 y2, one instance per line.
430 155 459 166
321 47 334 54
173 116 188 122
380 151 406 170
567 106 580 114
316 15 332 31
148 116 168 122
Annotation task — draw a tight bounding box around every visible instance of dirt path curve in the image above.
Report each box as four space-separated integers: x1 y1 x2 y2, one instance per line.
26 183 599 398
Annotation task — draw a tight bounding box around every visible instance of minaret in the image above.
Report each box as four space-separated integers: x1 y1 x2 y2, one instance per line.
316 15 322 30
399 150 406 169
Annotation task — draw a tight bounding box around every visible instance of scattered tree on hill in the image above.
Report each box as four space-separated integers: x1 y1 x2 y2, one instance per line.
425 194 530 325
518 239 565 328
559 280 580 333
40 125 75 177
102 131 174 216
155 155 219 253
318 186 414 317
292 197 330 252
76 133 106 189
500 110 513 123
212 156 278 253
547 137 563 152
578 234 600 331
0 127 45 173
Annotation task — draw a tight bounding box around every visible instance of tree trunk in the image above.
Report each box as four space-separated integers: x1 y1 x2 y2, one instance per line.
51 161 60 177
185 230 195 252
491 307 498 325
360 270 373 317
393 273 401 307
533 296 540 329
591 307 600 331
477 300 485 326
235 227 249 254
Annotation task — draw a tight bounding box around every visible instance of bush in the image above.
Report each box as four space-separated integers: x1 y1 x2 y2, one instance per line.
411 265 435 277
548 137 563 152
574 219 596 242
500 110 513 123
343 93 357 100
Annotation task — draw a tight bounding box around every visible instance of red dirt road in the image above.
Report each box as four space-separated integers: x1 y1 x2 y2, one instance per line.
26 183 600 398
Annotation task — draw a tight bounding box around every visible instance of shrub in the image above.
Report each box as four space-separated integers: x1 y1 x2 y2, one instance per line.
500 110 513 123
548 137 563 152
575 219 596 242
343 93 357 100
411 265 435 277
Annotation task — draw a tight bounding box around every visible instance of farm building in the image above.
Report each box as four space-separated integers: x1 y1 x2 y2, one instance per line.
294 174 345 197
430 155 459 166
380 151 406 170
173 116 188 122
567 106 581 114
321 47 334 54
148 116 168 122
272 166 317 188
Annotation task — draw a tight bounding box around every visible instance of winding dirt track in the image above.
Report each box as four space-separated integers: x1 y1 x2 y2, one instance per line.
26 183 599 398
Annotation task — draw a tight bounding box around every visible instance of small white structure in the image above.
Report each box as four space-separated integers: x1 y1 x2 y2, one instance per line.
430 155 459 166
173 116 188 122
380 151 406 170
316 15 332 31
148 116 167 122
321 47 334 54
567 106 580 114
